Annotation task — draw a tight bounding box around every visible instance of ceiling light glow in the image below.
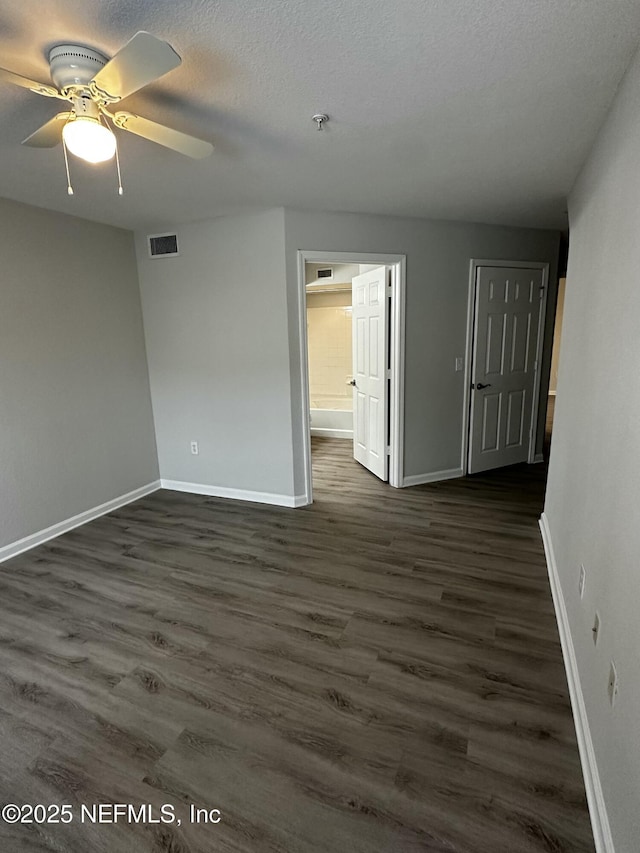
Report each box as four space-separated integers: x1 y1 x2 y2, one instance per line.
62 116 116 163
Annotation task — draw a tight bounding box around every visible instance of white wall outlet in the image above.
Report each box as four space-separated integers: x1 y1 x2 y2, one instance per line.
608 660 618 707
190 441 199 455
592 611 600 645
455 356 464 372
579 564 586 598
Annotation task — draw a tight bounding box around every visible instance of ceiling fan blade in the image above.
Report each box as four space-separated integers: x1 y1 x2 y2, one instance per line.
114 111 213 159
0 66 60 98
91 31 181 101
22 112 72 147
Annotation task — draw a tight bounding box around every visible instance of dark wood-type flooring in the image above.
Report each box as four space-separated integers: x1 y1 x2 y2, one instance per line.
0 437 593 852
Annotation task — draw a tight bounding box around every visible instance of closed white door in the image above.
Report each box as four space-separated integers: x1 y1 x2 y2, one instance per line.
468 265 544 474
352 266 389 481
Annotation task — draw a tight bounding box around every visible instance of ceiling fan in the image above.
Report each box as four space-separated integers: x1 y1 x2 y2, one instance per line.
0 31 213 169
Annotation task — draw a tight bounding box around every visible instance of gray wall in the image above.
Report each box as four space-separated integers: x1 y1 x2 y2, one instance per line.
544 46 640 852
135 208 296 499
284 209 560 492
0 197 158 550
136 206 559 503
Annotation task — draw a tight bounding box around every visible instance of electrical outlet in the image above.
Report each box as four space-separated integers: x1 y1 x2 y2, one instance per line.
579 564 586 598
455 356 464 372
190 441 199 455
608 661 618 707
592 611 600 646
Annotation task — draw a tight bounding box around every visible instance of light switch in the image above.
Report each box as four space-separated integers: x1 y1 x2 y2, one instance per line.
455 357 463 372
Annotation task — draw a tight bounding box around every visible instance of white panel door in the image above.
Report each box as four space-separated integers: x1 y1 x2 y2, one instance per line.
468 266 544 474
352 266 389 481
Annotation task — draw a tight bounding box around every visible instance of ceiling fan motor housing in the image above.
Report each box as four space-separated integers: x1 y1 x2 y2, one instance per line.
48 44 107 92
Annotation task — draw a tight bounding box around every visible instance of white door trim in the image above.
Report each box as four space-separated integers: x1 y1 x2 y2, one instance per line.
462 259 550 475
297 250 406 503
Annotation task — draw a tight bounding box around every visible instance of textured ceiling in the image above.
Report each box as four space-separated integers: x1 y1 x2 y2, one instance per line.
0 0 639 231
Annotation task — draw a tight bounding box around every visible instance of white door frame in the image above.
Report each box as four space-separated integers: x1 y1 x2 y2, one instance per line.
297 250 406 503
462 259 550 475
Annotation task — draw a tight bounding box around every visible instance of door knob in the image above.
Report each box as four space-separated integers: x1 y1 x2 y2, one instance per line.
475 382 492 390
349 379 357 386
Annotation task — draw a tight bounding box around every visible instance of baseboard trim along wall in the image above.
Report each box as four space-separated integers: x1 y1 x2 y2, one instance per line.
539 512 614 853
0 480 162 564
310 427 353 439
160 479 308 508
533 452 545 464
402 468 463 488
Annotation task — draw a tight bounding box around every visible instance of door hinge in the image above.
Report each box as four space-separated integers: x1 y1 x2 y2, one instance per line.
387 284 393 296
386 446 391 456
386 368 392 379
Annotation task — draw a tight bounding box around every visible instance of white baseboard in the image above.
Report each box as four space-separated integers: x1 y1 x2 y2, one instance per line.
310 427 353 439
0 480 161 564
533 452 545 464
539 513 614 853
291 494 311 508
402 467 463 488
160 479 307 508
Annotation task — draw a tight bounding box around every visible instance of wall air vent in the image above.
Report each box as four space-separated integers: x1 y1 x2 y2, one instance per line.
317 268 333 280
148 233 179 258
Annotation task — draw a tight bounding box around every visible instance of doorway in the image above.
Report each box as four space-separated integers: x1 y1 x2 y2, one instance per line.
297 251 406 504
463 260 549 475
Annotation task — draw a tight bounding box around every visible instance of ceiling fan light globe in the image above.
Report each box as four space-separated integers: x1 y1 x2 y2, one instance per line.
62 117 116 163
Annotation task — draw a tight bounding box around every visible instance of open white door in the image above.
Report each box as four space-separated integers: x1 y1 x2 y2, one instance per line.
352 266 389 481
468 265 544 474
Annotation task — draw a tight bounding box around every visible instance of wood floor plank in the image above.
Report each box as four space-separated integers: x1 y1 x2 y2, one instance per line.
0 437 594 852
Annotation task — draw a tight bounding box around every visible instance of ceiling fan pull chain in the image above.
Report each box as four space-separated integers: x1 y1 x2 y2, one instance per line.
102 112 124 195
62 138 74 195
114 140 123 196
